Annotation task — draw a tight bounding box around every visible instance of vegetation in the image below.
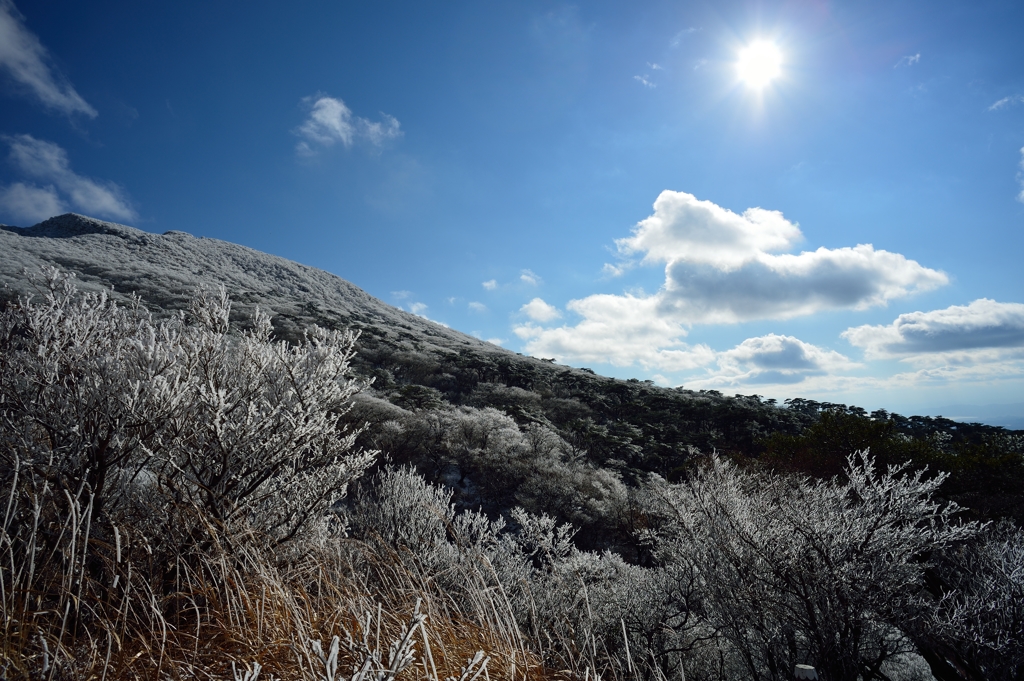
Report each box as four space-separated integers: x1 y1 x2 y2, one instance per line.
1 269 1022 680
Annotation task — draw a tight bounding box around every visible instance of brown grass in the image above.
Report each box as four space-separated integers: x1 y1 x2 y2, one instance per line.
0 469 564 681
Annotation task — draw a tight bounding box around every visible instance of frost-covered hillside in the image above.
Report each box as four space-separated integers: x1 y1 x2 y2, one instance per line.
1 213 513 358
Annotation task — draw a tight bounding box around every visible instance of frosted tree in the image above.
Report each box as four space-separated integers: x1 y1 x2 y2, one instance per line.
649 452 979 681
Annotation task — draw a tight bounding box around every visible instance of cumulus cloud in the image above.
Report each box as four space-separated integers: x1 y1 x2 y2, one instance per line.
0 135 135 222
614 190 944 324
618 190 802 269
515 294 715 371
517 190 946 372
693 335 859 387
0 0 95 117
295 94 401 155
468 301 488 313
894 53 921 68
843 299 1024 361
520 297 561 322
482 279 498 291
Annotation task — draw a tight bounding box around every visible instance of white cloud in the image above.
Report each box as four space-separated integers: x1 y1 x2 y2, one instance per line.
894 53 921 68
1 135 135 222
620 190 946 324
514 190 946 373
515 294 715 371
0 181 63 222
408 302 428 316
693 335 859 388
647 62 663 71
294 94 401 155
633 74 656 88
468 301 488 313
486 338 505 346
843 299 1024 362
618 190 802 269
989 95 1024 111
602 262 631 277
520 297 562 322
482 279 498 291
0 1 96 117
520 269 541 286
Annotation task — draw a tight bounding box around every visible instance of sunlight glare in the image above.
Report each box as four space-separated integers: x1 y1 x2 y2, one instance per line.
736 41 782 89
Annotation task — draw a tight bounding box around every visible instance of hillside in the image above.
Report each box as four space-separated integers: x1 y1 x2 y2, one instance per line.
3 214 1022 532
2 214 1023 681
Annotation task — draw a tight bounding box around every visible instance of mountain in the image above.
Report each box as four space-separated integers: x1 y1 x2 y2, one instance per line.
3 214 1021 529
1 213 515 359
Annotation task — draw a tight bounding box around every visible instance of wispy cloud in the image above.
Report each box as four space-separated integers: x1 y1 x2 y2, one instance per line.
894 53 921 68
482 279 498 291
0 135 135 223
1018 147 1024 203
602 262 632 278
515 191 946 372
647 62 663 71
0 0 96 117
988 95 1024 111
468 301 488 313
520 269 541 286
520 298 562 322
633 74 656 88
670 27 699 48
294 94 401 156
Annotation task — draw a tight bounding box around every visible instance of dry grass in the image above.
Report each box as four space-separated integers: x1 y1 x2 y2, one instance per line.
0 463 565 681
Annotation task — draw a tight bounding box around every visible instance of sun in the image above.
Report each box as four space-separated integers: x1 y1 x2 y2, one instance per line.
736 40 782 89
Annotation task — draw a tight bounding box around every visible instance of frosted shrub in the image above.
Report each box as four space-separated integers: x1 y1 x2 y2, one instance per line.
649 452 980 681
0 268 375 575
930 522 1024 680
347 465 457 556
156 285 376 546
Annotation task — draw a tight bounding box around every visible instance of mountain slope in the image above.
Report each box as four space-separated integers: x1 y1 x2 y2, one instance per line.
0 213 519 358
3 214 1020 528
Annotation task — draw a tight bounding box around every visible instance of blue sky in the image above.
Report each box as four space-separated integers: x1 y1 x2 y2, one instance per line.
2 0 1024 423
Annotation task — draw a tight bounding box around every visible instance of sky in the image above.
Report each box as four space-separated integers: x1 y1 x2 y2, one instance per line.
1 0 1023 425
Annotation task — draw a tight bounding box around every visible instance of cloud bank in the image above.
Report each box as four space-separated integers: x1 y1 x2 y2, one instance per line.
0 0 96 117
520 191 946 371
295 94 402 155
0 135 135 222
843 299 1024 361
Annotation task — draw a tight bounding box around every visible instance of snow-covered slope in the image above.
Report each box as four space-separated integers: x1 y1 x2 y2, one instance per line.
0 214 507 358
